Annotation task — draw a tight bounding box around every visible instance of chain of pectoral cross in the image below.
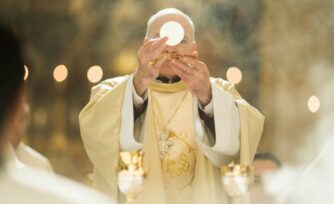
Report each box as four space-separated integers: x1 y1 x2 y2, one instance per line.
151 90 189 161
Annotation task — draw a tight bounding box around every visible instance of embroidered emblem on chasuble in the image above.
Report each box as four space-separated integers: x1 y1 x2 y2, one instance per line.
162 130 196 188
149 81 197 190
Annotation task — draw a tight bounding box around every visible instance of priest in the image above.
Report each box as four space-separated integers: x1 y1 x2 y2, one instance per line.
79 8 264 204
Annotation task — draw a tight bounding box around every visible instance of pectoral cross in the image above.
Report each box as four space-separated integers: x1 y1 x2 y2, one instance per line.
158 132 174 161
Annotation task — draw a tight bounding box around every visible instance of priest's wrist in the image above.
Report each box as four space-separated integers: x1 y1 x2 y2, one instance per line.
133 72 150 97
198 92 212 107
197 85 212 107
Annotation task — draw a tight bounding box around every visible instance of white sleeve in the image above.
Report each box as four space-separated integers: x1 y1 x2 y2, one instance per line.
120 74 145 151
198 100 214 117
193 81 240 167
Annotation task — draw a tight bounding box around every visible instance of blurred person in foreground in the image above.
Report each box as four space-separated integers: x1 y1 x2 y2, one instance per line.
0 24 114 204
9 96 54 172
79 8 264 204
250 152 282 204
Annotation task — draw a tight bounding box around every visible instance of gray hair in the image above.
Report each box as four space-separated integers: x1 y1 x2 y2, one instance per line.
145 8 195 40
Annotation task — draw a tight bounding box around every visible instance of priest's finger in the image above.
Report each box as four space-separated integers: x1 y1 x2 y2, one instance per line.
171 59 195 75
149 42 168 59
180 56 202 70
142 38 156 49
152 54 168 70
142 37 167 51
172 66 190 82
148 37 168 53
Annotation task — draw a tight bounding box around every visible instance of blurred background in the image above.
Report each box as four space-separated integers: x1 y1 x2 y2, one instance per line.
0 0 333 184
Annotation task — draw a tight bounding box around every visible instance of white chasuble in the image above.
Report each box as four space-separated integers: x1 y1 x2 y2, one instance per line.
143 83 197 204
79 74 265 204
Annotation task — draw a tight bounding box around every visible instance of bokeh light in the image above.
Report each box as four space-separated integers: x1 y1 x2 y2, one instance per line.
24 65 29 80
87 65 103 83
308 95 320 113
226 67 242 84
53 65 68 82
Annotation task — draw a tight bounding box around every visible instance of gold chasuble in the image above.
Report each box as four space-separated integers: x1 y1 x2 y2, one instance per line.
79 75 264 204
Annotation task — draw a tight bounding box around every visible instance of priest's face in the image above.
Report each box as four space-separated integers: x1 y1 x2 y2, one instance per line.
146 13 197 79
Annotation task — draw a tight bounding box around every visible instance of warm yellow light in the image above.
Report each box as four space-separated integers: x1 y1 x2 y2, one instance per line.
113 49 137 74
308 95 320 113
24 65 29 80
53 65 68 82
226 67 242 84
87 65 103 83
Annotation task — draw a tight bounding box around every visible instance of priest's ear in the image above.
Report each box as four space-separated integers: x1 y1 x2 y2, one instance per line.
143 37 148 45
192 42 198 58
192 41 197 51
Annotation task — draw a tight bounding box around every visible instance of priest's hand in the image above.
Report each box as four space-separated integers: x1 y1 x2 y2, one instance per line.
171 52 212 106
133 37 169 96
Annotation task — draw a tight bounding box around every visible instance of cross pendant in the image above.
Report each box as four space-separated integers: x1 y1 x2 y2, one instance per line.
158 132 174 161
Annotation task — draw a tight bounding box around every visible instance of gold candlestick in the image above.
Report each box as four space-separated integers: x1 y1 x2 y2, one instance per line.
118 151 146 204
221 162 254 204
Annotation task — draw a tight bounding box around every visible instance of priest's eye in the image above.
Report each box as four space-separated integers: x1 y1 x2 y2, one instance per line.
180 39 186 44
